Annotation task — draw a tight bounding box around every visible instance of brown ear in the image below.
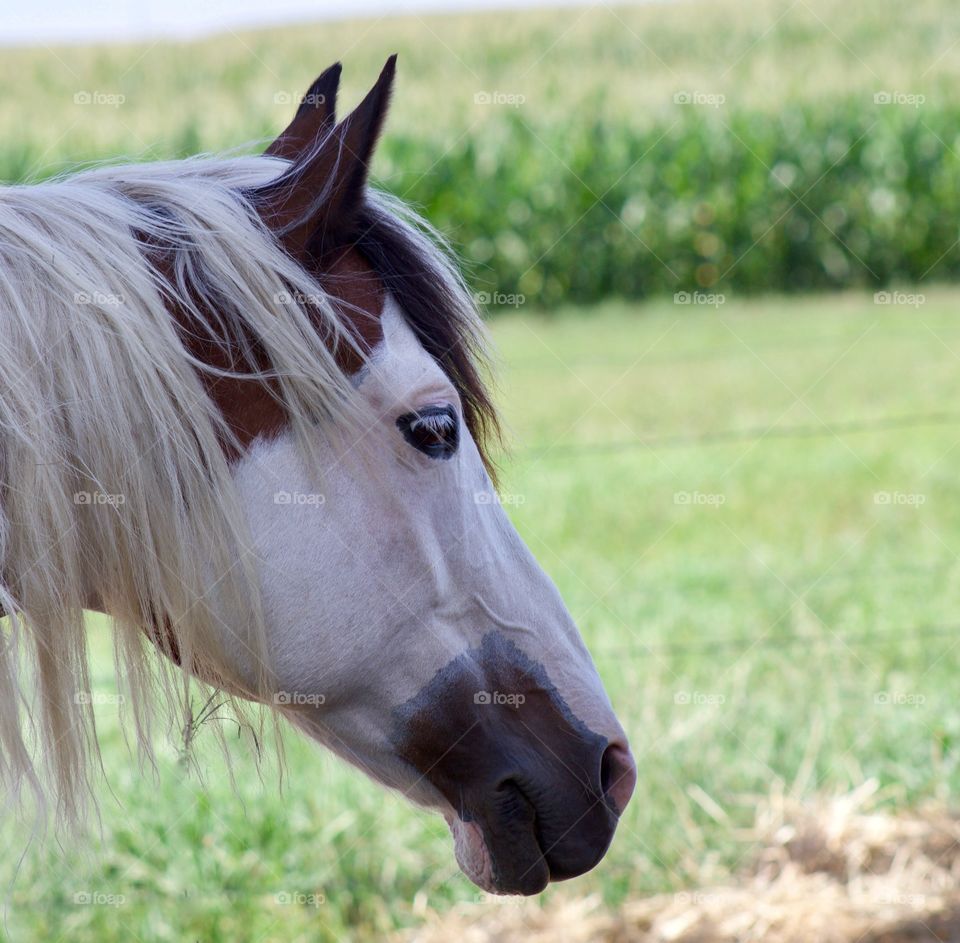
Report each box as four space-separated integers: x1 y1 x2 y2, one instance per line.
251 55 397 260
266 62 342 161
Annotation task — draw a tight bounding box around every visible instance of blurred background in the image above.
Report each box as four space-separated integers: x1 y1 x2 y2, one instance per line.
3 1 960 941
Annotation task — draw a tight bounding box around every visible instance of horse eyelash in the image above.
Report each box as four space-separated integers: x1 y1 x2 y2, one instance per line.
408 410 456 436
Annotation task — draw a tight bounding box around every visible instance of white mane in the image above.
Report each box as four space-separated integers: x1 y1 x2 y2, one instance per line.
0 154 361 820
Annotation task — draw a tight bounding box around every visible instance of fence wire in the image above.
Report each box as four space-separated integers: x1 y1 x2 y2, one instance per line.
517 411 960 460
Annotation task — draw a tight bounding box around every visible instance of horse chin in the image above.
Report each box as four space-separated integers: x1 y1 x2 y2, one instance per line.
443 809 550 896
446 815 496 892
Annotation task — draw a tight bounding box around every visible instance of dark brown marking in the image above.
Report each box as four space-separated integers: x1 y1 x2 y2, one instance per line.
311 244 386 376
391 631 616 895
195 246 385 457
140 240 385 459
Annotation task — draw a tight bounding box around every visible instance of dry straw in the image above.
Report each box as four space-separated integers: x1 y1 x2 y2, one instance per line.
400 781 960 943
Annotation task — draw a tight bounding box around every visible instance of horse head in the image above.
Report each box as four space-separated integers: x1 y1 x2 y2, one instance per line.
0 57 634 897
222 58 636 894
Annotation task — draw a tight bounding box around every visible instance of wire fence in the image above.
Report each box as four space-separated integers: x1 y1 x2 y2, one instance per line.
506 326 960 373
517 410 960 460
591 621 960 659
506 409 960 659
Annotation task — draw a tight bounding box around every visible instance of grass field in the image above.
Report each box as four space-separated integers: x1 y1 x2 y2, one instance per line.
2 287 959 942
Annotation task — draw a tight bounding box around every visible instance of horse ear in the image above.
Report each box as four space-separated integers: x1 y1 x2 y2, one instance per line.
251 55 397 260
266 62 342 160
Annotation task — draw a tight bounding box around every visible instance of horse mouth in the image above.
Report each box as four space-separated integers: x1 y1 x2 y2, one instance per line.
445 780 617 896
445 782 549 895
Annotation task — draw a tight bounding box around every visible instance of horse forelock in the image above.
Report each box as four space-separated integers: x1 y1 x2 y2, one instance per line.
154 237 387 458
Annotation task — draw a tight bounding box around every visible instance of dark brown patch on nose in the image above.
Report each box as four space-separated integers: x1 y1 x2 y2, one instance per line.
390 631 621 894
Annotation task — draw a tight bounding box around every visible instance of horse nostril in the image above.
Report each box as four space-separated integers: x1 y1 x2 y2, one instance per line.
600 742 637 814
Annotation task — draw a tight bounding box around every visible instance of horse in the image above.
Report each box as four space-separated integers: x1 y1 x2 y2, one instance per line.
0 56 635 896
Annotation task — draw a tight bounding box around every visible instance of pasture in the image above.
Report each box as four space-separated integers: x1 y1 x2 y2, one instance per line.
2 288 958 942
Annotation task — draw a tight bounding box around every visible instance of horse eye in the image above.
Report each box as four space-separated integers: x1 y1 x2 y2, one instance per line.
396 405 459 460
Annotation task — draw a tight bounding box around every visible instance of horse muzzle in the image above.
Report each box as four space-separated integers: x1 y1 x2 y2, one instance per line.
445 738 636 895
391 631 636 895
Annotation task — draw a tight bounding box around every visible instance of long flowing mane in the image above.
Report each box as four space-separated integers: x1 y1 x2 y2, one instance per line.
0 152 497 820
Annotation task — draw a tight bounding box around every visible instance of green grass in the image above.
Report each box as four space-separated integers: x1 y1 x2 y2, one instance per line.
3 287 960 940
